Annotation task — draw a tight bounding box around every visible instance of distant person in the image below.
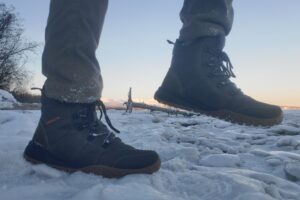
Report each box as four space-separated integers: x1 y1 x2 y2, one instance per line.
23 0 282 177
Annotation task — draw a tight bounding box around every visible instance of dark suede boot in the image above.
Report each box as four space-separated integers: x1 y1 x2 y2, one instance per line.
24 94 160 178
155 36 283 126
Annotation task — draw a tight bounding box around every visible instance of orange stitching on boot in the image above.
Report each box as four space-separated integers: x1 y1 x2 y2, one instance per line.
46 116 61 125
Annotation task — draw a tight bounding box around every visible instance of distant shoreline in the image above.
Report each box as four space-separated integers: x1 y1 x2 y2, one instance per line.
281 106 300 110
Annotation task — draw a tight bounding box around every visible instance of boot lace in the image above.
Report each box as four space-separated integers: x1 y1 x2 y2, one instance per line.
74 100 120 147
206 50 242 95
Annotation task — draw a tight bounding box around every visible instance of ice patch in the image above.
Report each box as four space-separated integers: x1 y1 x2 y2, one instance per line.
276 137 300 149
31 165 63 179
199 154 241 167
234 193 276 200
101 183 170 200
266 158 282 167
284 162 300 181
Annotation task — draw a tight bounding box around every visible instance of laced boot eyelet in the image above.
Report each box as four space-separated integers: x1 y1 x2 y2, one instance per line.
207 62 214 67
207 57 216 67
79 114 87 118
229 90 238 96
87 134 95 141
216 83 225 89
207 73 213 78
101 139 111 148
76 124 87 131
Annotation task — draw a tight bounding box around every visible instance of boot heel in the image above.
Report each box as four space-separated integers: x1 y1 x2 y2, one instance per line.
23 141 66 167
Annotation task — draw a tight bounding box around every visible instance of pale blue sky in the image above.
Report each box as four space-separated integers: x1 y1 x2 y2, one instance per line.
2 0 300 106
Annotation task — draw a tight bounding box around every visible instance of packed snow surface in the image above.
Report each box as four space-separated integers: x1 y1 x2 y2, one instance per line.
0 109 300 200
0 89 18 109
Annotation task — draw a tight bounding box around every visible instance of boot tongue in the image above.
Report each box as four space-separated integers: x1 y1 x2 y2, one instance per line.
87 103 97 121
206 35 225 51
216 35 225 50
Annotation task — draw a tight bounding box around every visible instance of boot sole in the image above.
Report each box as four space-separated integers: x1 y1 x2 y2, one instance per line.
155 88 283 127
23 142 161 178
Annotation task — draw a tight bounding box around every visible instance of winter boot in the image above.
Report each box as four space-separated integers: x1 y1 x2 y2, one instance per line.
155 36 283 126
24 94 160 178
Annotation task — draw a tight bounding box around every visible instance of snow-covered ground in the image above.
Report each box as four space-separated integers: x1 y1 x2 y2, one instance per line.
0 109 300 200
0 89 18 109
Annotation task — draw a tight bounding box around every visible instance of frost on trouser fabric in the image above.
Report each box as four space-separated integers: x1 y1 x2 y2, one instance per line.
179 0 234 41
1 110 300 200
43 78 103 103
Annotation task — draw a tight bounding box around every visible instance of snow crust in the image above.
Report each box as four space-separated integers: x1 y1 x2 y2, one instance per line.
0 109 300 200
0 89 18 109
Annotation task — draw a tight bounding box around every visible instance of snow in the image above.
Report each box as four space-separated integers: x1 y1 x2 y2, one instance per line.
285 162 300 181
0 89 18 109
0 109 300 200
199 154 241 167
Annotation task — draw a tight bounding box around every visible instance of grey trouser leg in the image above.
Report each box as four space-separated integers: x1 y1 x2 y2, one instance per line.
42 0 108 103
179 0 234 41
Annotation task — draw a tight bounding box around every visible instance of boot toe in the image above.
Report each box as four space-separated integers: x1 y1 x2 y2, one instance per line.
235 98 283 126
113 150 160 170
246 101 282 120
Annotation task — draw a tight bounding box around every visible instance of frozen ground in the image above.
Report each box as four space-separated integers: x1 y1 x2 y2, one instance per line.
0 89 18 109
0 109 300 200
